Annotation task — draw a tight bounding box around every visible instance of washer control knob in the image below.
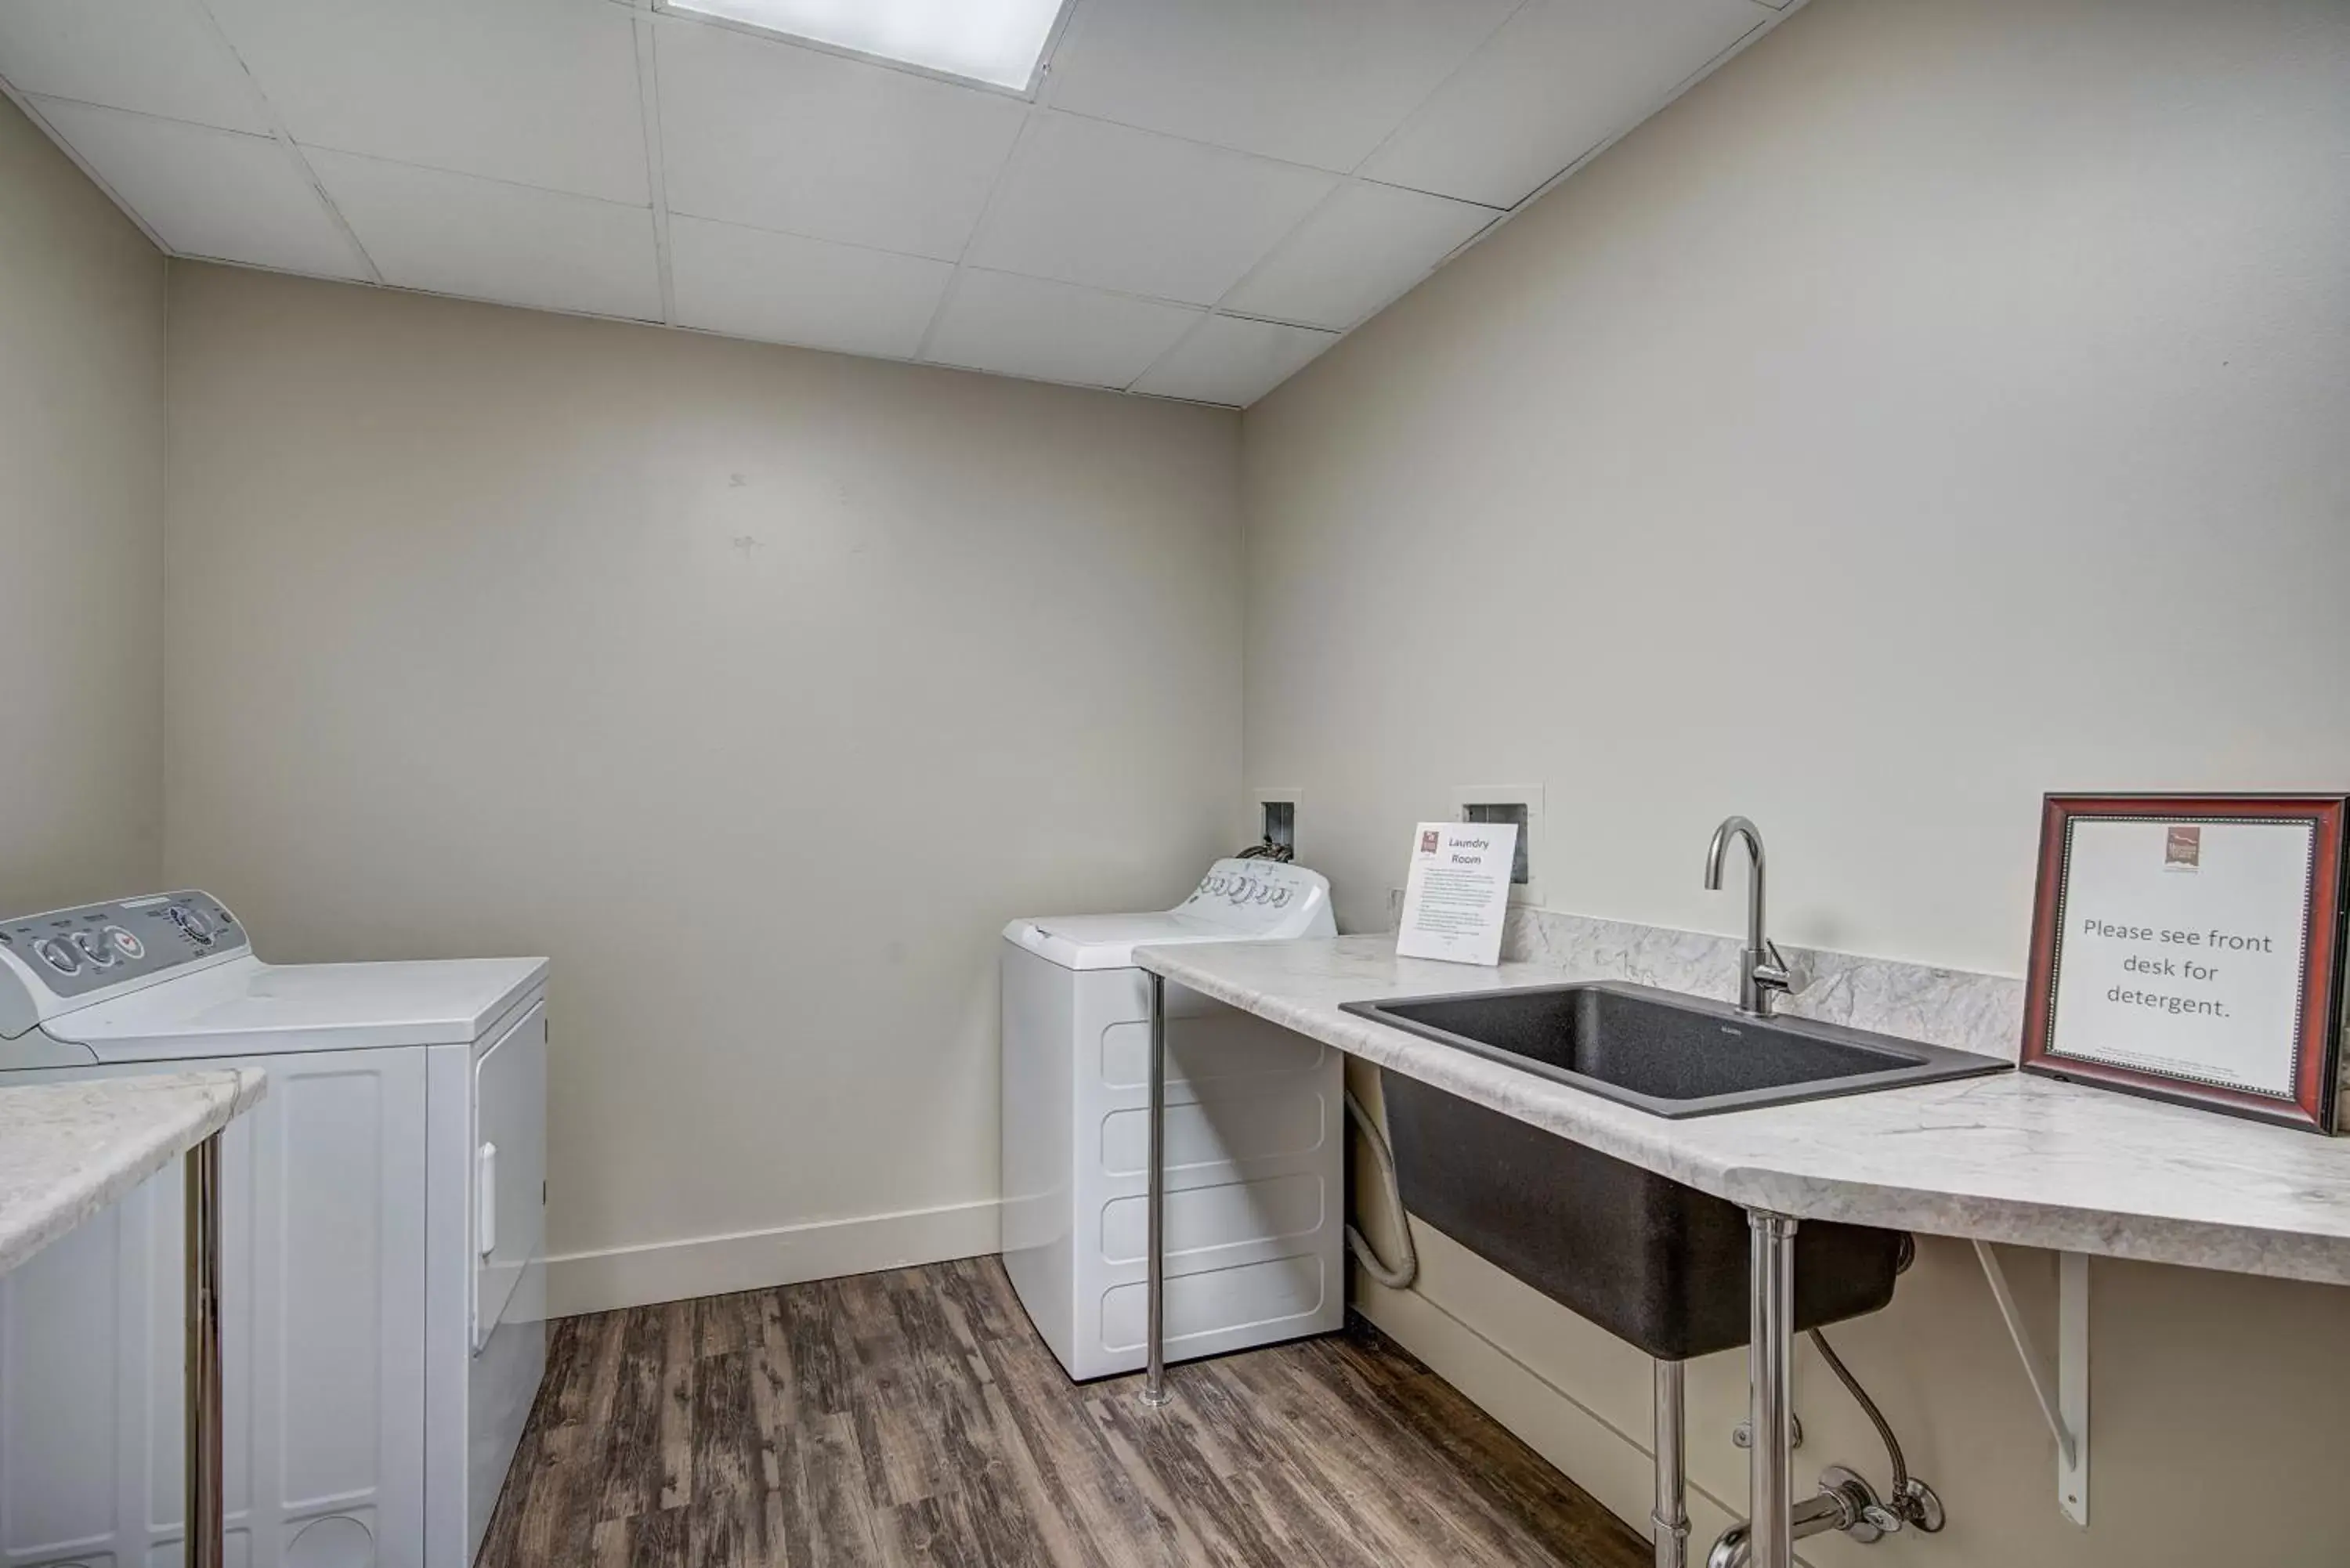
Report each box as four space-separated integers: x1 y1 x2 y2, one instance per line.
70 929 120 968
106 925 144 960
32 938 80 976
170 905 215 944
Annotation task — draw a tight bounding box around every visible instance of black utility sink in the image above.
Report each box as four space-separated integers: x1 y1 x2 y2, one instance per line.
1343 980 2008 1118
1343 982 2011 1360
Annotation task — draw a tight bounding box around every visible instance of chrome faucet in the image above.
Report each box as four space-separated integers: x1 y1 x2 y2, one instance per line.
1704 815 1791 1016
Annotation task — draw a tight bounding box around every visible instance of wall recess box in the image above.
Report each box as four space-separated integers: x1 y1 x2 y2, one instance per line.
1452 785 1545 905
1253 787 1302 858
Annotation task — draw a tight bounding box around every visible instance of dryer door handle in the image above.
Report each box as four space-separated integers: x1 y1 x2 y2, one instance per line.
477 1142 498 1259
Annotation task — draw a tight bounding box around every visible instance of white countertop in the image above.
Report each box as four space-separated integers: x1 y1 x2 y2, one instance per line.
1135 936 2350 1288
0 1070 267 1277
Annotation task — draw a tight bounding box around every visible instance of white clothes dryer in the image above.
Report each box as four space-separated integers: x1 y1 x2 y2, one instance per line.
1000 858 1340 1381
0 891 548 1568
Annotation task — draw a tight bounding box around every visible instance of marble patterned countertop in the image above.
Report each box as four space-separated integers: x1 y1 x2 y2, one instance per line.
0 1070 267 1277
1135 935 2350 1288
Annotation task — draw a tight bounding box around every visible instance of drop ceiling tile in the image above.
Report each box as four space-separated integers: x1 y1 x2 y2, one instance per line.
203 0 649 204
1045 0 1518 173
30 98 365 276
1132 315 1336 406
1223 180 1496 329
971 114 1336 306
0 0 269 134
1363 0 1766 208
656 18 1025 262
925 269 1200 391
669 216 953 358
308 149 660 320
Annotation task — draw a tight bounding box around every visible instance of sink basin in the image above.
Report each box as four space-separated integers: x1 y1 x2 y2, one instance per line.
1342 980 2008 1118
1344 982 2011 1360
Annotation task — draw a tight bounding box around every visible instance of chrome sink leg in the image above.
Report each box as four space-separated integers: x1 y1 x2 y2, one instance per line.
1653 1358 1690 1568
1746 1211 1799 1568
185 1132 225 1568
1141 970 1171 1407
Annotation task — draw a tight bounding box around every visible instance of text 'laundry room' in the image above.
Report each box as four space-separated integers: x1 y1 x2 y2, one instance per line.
2 3 2348 1568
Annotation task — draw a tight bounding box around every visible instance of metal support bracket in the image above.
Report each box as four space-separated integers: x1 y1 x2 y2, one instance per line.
1972 1241 2089 1525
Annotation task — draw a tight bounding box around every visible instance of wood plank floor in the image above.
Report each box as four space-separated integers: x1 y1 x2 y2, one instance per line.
479 1257 1649 1568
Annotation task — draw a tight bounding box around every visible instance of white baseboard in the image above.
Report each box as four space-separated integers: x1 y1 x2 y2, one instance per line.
547 1198 1002 1317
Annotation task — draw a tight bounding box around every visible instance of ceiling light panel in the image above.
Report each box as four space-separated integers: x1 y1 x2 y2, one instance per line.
663 0 1066 92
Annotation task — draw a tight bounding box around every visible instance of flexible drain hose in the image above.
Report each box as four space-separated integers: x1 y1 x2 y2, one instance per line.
1343 1086 1419 1290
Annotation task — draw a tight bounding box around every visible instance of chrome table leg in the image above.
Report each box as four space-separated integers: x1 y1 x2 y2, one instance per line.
1747 1210 1799 1568
185 1132 224 1568
1141 970 1171 1407
1653 1357 1689 1568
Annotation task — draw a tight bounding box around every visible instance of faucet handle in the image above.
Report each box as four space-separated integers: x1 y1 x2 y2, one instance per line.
1754 939 1794 995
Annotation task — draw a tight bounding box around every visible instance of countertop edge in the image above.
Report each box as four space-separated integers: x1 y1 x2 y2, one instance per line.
1137 941 2350 1289
0 1069 269 1279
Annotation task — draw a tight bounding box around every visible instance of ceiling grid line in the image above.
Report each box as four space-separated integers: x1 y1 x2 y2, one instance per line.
631 13 678 326
187 0 383 284
1194 175 1496 340
1494 8 1785 223
1118 306 1224 396
1115 0 1531 397
1217 0 1797 350
0 76 172 254
0 0 1810 407
1343 0 1540 194
907 92 1050 367
909 2 1213 393
1405 0 1796 306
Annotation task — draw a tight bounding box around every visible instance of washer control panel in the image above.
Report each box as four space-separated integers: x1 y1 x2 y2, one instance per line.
0 891 248 1003
1175 858 1332 936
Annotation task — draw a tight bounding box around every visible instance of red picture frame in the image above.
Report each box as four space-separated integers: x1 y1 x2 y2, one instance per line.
2021 793 2350 1134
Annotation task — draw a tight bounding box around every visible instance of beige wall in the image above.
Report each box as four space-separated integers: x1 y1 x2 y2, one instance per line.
1244 0 2350 1563
0 96 166 912
162 265 1244 1310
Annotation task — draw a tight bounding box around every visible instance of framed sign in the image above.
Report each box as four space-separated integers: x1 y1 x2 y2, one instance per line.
2022 794 2350 1133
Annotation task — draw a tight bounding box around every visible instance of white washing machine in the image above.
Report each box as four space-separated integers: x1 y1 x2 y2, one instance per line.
0 891 548 1568
1001 858 1340 1381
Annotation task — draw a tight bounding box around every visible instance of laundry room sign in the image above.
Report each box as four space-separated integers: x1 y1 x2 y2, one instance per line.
1396 822 1518 966
2021 793 2350 1133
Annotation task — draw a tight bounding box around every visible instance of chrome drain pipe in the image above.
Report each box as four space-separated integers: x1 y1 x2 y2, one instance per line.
1708 1465 1944 1568
1705 1482 1860 1568
1652 1359 1690 1568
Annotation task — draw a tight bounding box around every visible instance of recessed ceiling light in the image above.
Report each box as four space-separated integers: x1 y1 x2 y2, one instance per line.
666 0 1068 92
